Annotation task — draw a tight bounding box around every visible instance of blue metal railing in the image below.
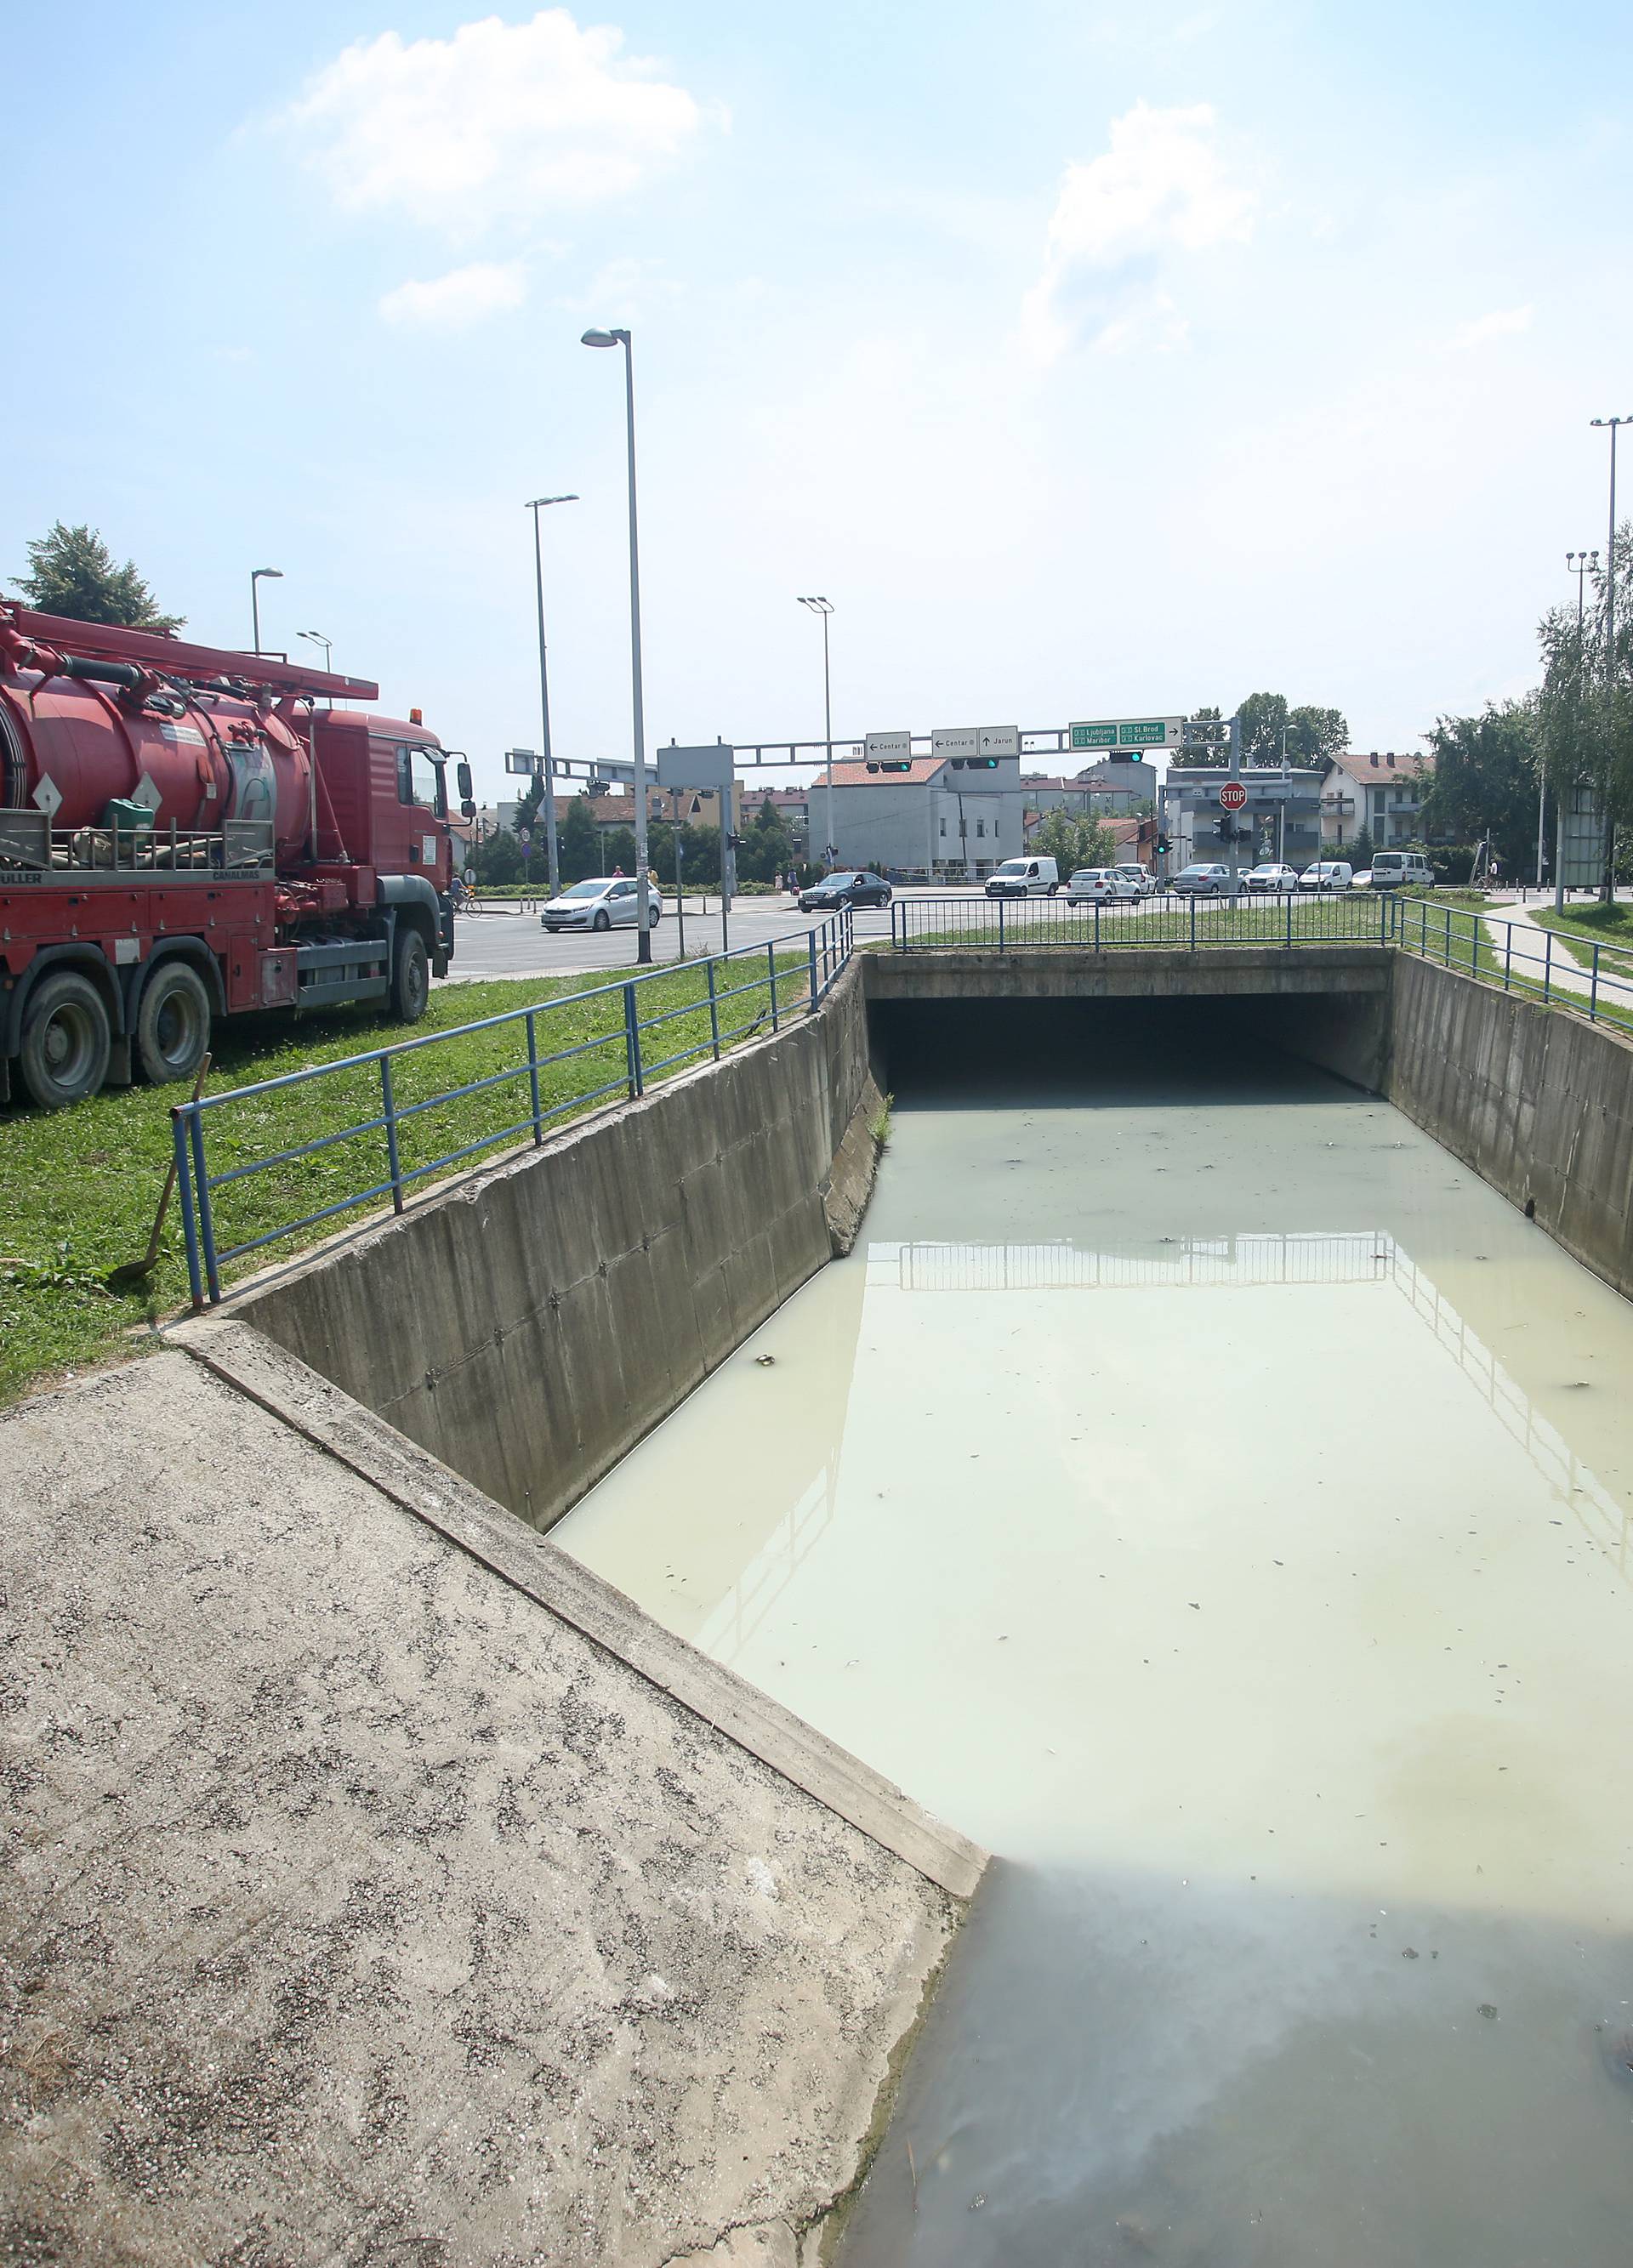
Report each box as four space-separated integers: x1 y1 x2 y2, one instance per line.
1386 891 1633 1023
171 908 853 1308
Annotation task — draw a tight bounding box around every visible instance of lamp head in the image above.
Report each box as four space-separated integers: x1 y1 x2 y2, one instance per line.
581 328 628 349
527 494 579 508
253 566 283 581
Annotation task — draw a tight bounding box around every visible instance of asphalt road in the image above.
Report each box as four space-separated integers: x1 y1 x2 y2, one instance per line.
438 891 917 984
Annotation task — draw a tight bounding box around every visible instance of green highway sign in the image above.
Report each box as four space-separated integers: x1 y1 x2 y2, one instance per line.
1069 716 1183 752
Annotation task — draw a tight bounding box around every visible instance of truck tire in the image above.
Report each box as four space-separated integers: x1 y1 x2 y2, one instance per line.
390 925 430 1022
135 962 212 1084
19 972 112 1110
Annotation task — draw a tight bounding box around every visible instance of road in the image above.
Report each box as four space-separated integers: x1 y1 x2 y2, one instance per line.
438 890 930 984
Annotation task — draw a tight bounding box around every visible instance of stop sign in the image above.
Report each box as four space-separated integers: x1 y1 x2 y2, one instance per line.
1219 781 1248 810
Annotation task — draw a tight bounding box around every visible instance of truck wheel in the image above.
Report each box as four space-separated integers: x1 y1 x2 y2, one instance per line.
135 963 211 1084
19 973 111 1110
390 927 430 1022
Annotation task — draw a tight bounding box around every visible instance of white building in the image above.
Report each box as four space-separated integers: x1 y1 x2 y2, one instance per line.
811 753 1024 877
1321 751 1434 851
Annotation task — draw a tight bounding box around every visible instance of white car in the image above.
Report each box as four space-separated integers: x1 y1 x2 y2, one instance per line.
1169 862 1230 895
1113 863 1158 897
541 877 662 932
1066 867 1141 904
1296 861 1355 893
1243 863 1299 893
984 855 1060 898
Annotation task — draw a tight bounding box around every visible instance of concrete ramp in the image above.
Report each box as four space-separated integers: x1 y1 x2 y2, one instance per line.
0 1333 982 2265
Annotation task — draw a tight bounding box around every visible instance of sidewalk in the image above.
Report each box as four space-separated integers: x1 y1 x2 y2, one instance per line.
1476 898 1628 1009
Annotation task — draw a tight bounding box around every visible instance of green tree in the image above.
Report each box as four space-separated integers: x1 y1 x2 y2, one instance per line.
1537 527 1633 898
1238 691 1290 764
1420 703 1539 877
1032 807 1118 873
737 797 795 884
1350 827 1374 873
1285 705 1348 765
13 521 183 629
1183 705 1229 768
559 796 600 883
472 826 522 885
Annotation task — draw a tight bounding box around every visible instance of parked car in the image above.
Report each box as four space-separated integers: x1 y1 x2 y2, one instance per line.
1367 851 1435 890
1243 862 1300 893
1296 861 1355 893
1351 868 1374 890
984 856 1060 899
798 869 892 911
1169 863 1230 895
541 877 662 932
1113 863 1158 897
1066 867 1142 904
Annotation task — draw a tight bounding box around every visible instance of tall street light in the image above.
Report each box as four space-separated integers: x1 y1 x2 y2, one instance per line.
582 327 653 963
526 492 579 901
250 567 282 657
297 629 333 671
1590 416 1631 901
1553 551 1601 895
798 597 836 869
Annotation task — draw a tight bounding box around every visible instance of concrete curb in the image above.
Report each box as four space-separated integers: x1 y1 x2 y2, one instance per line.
170 1315 987 1903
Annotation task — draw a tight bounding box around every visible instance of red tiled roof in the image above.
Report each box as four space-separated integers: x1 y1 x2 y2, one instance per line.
812 758 947 787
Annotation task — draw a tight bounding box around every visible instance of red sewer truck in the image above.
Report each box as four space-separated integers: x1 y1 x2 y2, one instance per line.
0 604 469 1107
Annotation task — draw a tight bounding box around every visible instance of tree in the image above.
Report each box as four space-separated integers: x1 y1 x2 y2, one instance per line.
1183 705 1229 769
559 796 600 883
1536 526 1633 898
1031 808 1118 873
13 521 183 630
1350 827 1374 873
737 797 794 884
1238 691 1290 764
1285 705 1348 766
1420 702 1540 878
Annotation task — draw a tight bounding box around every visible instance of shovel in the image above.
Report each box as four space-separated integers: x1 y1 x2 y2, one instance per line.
106 1054 212 1293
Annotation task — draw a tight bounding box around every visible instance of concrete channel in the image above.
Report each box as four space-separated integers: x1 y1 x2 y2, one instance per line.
4 942 1633 2261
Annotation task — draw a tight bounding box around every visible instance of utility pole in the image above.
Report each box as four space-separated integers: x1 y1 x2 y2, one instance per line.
1590 417 1630 902
526 493 578 901
798 597 836 870
583 327 653 961
1556 549 1600 906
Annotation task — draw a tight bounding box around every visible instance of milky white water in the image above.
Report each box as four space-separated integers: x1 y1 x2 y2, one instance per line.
557 1032 1633 2264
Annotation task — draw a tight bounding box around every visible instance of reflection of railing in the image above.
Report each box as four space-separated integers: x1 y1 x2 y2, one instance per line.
875 1228 1631 1586
694 1466 837 1668
0 810 275 873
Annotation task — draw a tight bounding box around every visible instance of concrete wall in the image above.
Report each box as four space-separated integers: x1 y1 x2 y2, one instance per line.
0 1337 982 2268
1386 952 1633 1298
232 958 881 1534
865 944 1395 1009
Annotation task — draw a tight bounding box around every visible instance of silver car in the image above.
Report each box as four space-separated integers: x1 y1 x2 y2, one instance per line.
1169 862 1230 895
541 877 662 933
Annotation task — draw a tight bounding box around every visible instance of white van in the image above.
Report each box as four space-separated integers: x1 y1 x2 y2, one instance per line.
1296 861 1354 893
984 856 1060 899
1367 851 1435 890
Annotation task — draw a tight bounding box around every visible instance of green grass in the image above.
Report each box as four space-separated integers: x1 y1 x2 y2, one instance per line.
1522 902 1633 973
887 895 1398 952
0 951 810 1406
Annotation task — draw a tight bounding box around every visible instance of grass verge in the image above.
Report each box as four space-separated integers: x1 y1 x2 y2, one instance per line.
0 951 810 1407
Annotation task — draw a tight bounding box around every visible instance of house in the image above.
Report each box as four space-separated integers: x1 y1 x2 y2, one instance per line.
810 754 1024 876
1021 759 1158 816
1320 751 1435 850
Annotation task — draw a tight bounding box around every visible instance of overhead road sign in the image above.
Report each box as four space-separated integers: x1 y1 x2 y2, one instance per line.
657 742 735 793
865 730 913 775
1070 716 1184 753
1219 781 1248 810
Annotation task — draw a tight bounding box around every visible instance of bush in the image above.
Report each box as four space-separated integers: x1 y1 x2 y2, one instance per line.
1430 844 1478 886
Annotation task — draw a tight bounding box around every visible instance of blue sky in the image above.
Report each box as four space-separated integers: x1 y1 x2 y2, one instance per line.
6 0 1630 801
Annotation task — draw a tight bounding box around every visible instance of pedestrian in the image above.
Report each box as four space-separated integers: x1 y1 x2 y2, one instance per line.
612 863 624 878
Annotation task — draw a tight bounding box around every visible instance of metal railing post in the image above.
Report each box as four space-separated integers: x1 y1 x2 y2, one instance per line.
188 1106 221 1305
1544 927 1552 1003
1287 890 1294 950
1443 906 1452 966
623 981 643 1098
767 940 780 1031
1592 941 1601 1021
1189 892 1197 952
1503 921 1512 992
706 958 721 1060
998 895 1006 952
809 928 819 1009
380 1055 404 1214
1094 897 1101 952
526 1009 543 1144
172 1104 204 1311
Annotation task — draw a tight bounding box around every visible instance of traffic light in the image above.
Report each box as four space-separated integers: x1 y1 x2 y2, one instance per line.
950 756 999 770
867 758 913 773
1156 832 1170 854
725 832 743 851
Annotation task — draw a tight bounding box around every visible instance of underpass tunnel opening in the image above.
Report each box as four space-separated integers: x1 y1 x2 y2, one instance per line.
868 992 1387 1111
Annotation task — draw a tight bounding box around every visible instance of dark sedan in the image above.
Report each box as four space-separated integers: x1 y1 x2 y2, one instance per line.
798 870 892 911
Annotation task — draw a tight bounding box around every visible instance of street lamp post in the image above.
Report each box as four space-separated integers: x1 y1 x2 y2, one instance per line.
582 327 652 963
296 629 333 671
250 568 282 657
526 493 579 901
1553 550 1601 902
798 597 836 870
1590 417 1630 901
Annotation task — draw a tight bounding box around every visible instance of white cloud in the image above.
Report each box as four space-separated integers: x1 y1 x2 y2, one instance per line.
290 10 707 232
1450 304 1533 350
378 260 528 327
1022 101 1256 360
